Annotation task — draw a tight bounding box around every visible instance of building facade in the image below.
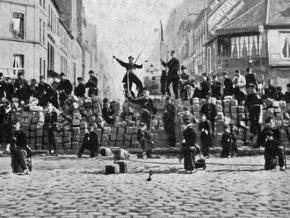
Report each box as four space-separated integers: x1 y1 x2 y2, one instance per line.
0 0 47 80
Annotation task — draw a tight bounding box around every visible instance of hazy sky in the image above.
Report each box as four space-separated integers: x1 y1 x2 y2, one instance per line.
84 0 183 98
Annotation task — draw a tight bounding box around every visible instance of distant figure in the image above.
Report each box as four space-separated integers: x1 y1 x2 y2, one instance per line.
245 67 257 88
14 72 30 104
160 69 167 96
85 70 98 97
199 114 212 158
102 98 115 125
200 73 211 99
74 77 86 99
223 71 233 97
0 72 6 99
179 121 199 173
161 50 180 99
58 73 73 107
163 97 176 147
5 77 14 102
9 122 32 175
78 125 99 158
44 102 58 156
232 70 246 104
284 84 290 103
211 75 222 100
221 125 237 158
36 76 51 107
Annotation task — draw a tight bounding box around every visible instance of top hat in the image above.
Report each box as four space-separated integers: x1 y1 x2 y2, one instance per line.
128 56 134 60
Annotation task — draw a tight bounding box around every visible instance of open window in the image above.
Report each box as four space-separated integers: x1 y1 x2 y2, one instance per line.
13 54 24 75
11 13 24 39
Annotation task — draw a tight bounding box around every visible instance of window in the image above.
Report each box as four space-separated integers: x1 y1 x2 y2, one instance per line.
39 0 42 7
13 54 24 75
48 4 51 27
11 13 24 39
39 18 42 42
43 59 46 79
281 33 290 58
40 57 42 76
47 43 54 70
43 22 45 43
43 0 46 9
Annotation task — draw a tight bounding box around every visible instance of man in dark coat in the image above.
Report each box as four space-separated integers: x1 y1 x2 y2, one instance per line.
78 125 99 158
44 103 58 155
161 50 180 99
199 114 212 158
221 125 237 158
284 84 290 103
10 122 32 174
113 55 143 98
0 73 6 99
74 77 86 99
163 97 177 147
29 79 38 99
36 76 51 107
276 87 284 101
200 95 217 134
211 75 222 100
180 66 192 101
58 73 73 107
5 77 14 102
0 100 14 149
245 84 263 139
14 72 30 104
102 98 115 125
85 70 98 97
264 79 277 100
257 117 286 171
160 69 167 95
245 67 257 88
200 73 211 99
179 122 199 173
223 71 233 97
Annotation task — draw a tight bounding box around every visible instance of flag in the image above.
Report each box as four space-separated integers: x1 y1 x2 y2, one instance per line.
160 20 164 43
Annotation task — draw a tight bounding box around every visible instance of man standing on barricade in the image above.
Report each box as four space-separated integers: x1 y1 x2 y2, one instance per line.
161 50 180 99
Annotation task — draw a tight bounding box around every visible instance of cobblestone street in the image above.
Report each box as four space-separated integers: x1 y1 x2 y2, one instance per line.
0 155 289 218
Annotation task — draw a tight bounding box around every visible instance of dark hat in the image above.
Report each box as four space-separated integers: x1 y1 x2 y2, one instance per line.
181 65 187 70
39 75 44 80
89 70 94 74
212 74 217 78
103 97 109 103
77 77 83 81
18 72 23 76
170 50 176 54
265 116 273 124
235 70 240 73
0 72 3 77
60 72 65 77
202 73 207 77
128 56 134 60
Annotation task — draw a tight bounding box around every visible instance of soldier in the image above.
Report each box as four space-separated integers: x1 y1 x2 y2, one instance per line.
223 71 233 97
264 79 277 100
161 50 180 99
0 72 6 99
36 76 51 107
74 77 86 99
200 73 211 99
276 87 284 101
200 95 217 134
211 75 222 100
44 102 58 156
245 67 257 88
245 83 263 141
233 70 246 105
163 97 176 147
78 125 99 158
58 73 73 107
5 77 14 102
29 79 38 99
257 117 286 171
284 84 290 103
113 55 143 98
14 72 30 104
85 70 98 97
